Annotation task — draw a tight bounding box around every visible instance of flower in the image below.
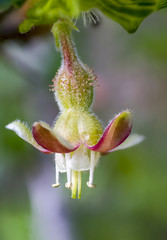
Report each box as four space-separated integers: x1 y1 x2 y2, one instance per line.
6 20 144 199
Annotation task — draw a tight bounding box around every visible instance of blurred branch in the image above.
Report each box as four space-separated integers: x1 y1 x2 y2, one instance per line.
0 1 50 43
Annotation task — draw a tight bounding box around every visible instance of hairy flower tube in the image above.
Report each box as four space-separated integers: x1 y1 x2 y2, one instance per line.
6 20 144 199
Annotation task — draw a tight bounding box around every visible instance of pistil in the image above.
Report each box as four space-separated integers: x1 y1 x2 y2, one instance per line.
71 170 82 199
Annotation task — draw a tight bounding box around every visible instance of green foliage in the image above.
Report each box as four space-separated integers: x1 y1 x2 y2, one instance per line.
1 0 167 33
14 0 26 7
0 0 25 13
80 0 167 33
19 0 167 33
19 0 80 33
0 0 14 12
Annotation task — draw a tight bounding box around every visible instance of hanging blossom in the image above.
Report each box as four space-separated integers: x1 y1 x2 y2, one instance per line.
6 20 144 199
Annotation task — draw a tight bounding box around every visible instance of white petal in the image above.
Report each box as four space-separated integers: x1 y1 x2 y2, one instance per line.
55 153 66 172
111 134 145 152
69 145 100 171
6 120 51 153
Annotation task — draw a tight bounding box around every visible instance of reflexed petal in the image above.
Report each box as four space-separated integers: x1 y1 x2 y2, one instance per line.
6 120 51 154
110 134 145 152
33 122 79 153
87 110 133 153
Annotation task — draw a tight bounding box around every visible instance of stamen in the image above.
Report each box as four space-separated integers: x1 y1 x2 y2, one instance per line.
65 153 72 188
52 159 60 188
87 151 96 188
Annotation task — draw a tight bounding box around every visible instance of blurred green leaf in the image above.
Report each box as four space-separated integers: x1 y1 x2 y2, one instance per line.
19 0 167 33
0 0 25 12
19 0 80 33
2 0 167 33
0 203 30 240
0 0 14 12
19 19 35 33
80 0 167 33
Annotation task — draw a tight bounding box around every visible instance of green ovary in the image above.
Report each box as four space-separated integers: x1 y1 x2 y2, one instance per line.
55 62 95 111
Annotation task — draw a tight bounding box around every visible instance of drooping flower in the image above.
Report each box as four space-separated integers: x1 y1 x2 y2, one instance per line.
6 20 144 199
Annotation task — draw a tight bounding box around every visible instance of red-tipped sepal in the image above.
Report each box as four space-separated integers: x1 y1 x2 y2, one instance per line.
6 120 52 154
86 110 133 153
33 122 79 153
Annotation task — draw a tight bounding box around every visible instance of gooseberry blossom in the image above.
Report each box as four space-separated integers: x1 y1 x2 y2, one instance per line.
6 20 144 199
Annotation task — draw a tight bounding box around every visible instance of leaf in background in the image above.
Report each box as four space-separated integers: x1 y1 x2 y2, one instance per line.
19 0 167 33
0 0 14 12
80 0 167 33
0 0 25 13
19 0 80 33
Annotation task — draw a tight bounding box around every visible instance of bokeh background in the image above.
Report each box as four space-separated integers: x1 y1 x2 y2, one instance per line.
0 8 167 240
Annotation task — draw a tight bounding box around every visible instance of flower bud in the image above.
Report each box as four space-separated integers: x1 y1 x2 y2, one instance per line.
51 20 97 111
